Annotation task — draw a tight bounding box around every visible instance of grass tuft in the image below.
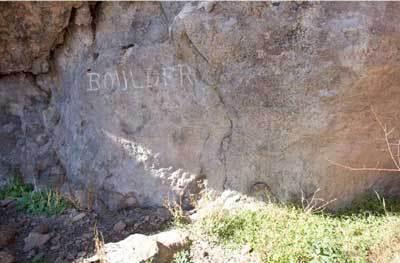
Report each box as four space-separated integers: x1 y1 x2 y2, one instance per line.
0 176 32 199
0 176 70 216
197 192 400 262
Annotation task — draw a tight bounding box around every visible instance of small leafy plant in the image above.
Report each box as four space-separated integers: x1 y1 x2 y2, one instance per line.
17 189 70 216
0 176 70 216
173 250 194 263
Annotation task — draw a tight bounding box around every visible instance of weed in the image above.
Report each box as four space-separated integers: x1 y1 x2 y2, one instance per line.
197 193 400 262
173 250 194 263
0 176 32 199
0 176 70 216
17 189 70 216
164 195 190 227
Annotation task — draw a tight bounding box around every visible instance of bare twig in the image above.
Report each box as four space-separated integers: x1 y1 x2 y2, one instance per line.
327 107 400 173
371 107 400 169
326 159 400 172
301 188 337 213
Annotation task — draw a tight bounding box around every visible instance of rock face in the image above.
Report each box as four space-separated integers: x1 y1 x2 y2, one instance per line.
1 2 400 210
0 2 80 74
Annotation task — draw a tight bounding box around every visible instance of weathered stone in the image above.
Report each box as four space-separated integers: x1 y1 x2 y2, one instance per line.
0 251 15 263
104 234 159 263
24 232 51 252
153 229 190 251
32 223 50 234
153 229 190 262
0 2 80 74
0 73 64 190
0 225 16 248
0 199 15 207
89 230 191 263
1 2 400 210
71 212 86 222
113 221 126 233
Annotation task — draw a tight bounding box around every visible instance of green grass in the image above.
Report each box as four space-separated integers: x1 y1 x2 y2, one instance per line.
0 176 70 216
197 193 400 263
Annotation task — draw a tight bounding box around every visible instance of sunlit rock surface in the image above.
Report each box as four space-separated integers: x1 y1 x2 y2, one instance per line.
1 2 400 210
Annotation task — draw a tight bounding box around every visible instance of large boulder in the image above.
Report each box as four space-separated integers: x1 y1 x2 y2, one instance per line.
1 2 400 209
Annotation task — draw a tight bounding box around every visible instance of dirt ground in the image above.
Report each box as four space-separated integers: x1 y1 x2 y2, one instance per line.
0 199 171 263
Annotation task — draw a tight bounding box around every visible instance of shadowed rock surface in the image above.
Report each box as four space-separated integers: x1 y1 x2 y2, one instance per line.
1 2 400 210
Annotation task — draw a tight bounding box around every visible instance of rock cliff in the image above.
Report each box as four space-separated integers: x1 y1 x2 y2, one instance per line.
1 2 400 210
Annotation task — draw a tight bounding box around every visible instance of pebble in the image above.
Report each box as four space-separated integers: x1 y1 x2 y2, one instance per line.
32 223 50 234
51 244 61 250
241 244 253 255
113 221 126 233
0 251 15 263
24 232 51 252
0 225 17 248
82 233 93 239
66 252 75 260
71 212 86 222
0 199 15 207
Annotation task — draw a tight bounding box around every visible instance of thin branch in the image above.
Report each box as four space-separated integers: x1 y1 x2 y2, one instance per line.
326 158 400 172
371 107 400 169
397 140 400 165
328 107 400 173
301 188 337 213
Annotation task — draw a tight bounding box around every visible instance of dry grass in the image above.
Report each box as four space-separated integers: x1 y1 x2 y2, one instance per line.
164 193 190 227
93 225 107 263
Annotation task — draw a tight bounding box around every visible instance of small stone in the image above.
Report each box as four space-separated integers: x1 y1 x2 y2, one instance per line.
82 232 93 240
51 245 60 250
113 221 126 233
153 229 190 250
71 212 86 222
0 199 15 207
0 225 17 248
51 234 61 244
24 232 51 252
77 251 86 258
122 196 137 209
152 229 191 262
32 223 50 234
0 251 15 263
241 244 253 255
66 252 75 260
